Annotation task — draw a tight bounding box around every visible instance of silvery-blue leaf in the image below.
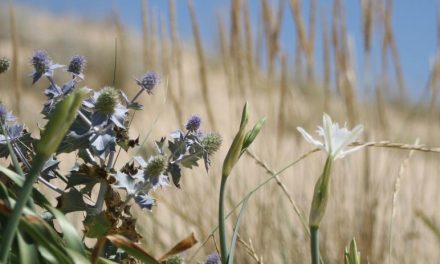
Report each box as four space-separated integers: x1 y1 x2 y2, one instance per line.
114 171 140 195
91 112 109 128
128 102 143 110
110 105 128 128
133 156 147 167
150 175 169 190
90 132 116 158
134 192 155 210
44 84 62 99
170 130 183 139
120 90 130 105
61 79 76 95
41 157 60 180
168 163 182 188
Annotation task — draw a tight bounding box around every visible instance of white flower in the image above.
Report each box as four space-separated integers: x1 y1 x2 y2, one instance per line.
297 113 364 160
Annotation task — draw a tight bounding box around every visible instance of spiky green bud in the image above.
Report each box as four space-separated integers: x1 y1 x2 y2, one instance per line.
95 87 120 114
165 255 183 264
0 57 10 74
144 155 166 179
202 132 222 155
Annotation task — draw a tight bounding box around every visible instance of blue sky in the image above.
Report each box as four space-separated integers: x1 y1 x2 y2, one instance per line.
16 0 440 97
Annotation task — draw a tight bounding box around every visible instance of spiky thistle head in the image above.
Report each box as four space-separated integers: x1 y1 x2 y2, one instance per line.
144 155 166 179
31 50 50 74
186 115 202 131
0 57 10 74
67 54 86 75
95 87 120 115
201 132 222 155
136 71 160 93
204 253 221 264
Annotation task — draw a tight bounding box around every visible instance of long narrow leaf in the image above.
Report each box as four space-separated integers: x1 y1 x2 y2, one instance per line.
227 194 251 264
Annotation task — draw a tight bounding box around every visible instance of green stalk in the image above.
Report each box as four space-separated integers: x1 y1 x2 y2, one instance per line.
0 155 45 263
218 175 228 264
310 226 320 264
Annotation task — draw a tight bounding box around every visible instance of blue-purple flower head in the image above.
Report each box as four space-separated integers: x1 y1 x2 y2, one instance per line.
31 50 50 74
136 71 160 94
67 54 86 75
0 104 7 120
0 103 15 123
186 115 201 131
204 252 221 264
0 57 10 74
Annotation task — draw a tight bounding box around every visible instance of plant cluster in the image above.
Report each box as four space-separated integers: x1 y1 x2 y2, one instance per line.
0 50 222 263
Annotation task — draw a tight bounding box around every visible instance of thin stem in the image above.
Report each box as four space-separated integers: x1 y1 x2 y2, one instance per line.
130 88 145 104
219 175 228 264
0 155 46 263
310 226 320 264
94 182 108 214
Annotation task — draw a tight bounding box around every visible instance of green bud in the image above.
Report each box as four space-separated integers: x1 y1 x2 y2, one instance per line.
202 132 222 155
0 57 10 74
309 157 333 228
222 103 249 178
144 155 166 179
344 238 361 264
95 87 120 114
165 255 182 264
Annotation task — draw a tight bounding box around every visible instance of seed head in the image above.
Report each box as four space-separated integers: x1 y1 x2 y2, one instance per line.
31 50 50 74
0 57 10 74
185 115 202 131
137 71 160 93
67 54 86 75
204 253 221 264
144 155 166 179
201 132 222 155
95 87 120 115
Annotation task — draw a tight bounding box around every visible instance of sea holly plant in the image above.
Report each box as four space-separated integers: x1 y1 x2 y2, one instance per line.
297 114 364 264
0 50 222 263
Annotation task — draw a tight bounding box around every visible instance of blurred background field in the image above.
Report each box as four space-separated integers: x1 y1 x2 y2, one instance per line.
1 0 440 263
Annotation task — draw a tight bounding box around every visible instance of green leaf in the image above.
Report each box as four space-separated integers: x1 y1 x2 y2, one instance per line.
239 102 249 130
44 207 86 255
106 235 159 264
241 117 266 156
83 212 111 238
17 231 39 264
227 194 250 264
56 189 93 214
37 87 89 157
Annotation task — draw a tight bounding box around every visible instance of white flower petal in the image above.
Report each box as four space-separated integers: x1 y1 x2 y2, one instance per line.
335 144 366 159
322 113 334 153
297 127 324 149
332 124 363 157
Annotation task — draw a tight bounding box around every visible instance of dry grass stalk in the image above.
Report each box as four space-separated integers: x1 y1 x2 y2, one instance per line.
217 14 234 99
160 15 183 127
382 0 406 103
388 139 418 264
332 0 358 124
237 234 264 264
289 0 313 84
321 11 330 112
429 8 440 117
230 0 245 95
9 3 21 115
150 11 158 72
168 0 186 102
242 0 255 90
187 0 217 130
307 0 317 84
277 53 288 145
261 0 284 78
361 0 374 95
141 0 150 70
111 9 128 87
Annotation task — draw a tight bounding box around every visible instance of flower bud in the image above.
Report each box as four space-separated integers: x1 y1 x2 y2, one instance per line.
185 115 201 131
0 57 10 74
201 132 222 155
204 252 221 264
67 54 86 75
95 87 120 115
137 71 160 93
144 155 166 179
309 157 333 228
31 50 50 74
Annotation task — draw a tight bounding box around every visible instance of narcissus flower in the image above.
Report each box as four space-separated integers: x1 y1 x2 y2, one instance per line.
297 113 364 160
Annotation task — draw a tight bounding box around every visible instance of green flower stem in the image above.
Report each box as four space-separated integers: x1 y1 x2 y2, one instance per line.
310 226 320 264
219 175 228 264
131 87 144 104
0 155 46 263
